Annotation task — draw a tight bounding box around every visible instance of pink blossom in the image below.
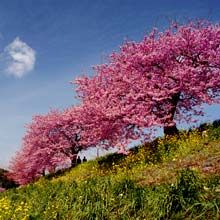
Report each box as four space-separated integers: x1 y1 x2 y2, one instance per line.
0 187 5 193
74 20 220 137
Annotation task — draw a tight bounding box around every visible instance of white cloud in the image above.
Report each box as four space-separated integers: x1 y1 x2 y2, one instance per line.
4 37 36 78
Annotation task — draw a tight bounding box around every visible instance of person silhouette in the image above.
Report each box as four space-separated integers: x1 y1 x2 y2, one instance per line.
77 156 81 164
82 156 87 162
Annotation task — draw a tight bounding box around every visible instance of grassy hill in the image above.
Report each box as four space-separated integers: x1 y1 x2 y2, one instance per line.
0 123 220 220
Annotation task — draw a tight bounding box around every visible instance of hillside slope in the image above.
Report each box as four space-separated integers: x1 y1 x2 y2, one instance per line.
0 124 220 220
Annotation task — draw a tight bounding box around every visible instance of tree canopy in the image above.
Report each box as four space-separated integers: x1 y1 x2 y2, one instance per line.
75 21 220 136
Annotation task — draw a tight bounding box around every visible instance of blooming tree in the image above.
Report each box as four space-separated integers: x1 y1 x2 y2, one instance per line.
75 21 220 138
73 101 140 154
9 109 87 184
9 102 137 184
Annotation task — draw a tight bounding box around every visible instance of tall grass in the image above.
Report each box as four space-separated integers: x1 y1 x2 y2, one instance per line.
0 170 219 219
0 123 219 219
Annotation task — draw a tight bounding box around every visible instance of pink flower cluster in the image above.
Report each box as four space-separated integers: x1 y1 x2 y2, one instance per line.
0 187 5 193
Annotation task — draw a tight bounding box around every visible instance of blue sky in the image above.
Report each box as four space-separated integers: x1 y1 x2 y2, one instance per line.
0 0 220 168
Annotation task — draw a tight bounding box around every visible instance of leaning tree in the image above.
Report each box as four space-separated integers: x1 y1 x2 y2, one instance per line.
9 103 135 184
74 21 220 137
9 109 87 184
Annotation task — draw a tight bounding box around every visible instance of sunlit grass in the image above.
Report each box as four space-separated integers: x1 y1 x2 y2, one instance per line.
0 124 219 219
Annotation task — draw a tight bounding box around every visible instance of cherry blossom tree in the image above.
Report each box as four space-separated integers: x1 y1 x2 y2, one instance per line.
74 21 220 137
8 109 87 184
9 104 128 184
73 101 140 154
9 100 139 184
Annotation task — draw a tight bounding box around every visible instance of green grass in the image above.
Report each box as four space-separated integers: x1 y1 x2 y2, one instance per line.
0 124 220 219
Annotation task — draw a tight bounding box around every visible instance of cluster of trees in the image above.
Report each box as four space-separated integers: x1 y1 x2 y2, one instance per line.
9 21 220 184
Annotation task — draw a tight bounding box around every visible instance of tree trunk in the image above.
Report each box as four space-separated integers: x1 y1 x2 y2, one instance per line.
164 124 178 136
71 154 77 167
42 170 46 176
69 144 82 168
163 92 180 136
